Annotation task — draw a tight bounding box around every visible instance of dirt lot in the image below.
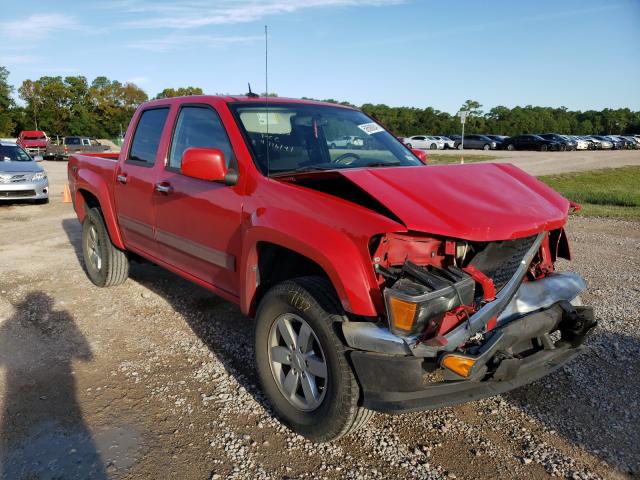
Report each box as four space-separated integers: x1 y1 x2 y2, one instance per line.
0 158 638 479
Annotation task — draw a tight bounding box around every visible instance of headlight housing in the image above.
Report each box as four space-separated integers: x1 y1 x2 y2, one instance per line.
384 264 475 336
31 171 47 181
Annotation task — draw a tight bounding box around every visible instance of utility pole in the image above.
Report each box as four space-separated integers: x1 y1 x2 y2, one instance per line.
457 110 468 162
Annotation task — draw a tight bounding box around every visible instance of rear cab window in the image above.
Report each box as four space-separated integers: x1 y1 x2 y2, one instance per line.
127 108 170 167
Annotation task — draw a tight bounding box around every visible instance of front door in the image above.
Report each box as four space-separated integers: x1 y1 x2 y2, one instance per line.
153 104 243 297
114 106 170 258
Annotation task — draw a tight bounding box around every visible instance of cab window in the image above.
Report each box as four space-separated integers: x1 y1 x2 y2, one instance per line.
168 106 235 171
127 108 170 166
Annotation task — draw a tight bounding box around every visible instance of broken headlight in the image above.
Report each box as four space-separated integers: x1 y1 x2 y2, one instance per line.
383 262 475 336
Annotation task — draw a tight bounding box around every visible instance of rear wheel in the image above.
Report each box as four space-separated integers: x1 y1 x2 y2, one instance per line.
430 143 437 150
457 143 464 150
255 276 373 442
507 144 515 151
82 207 129 287
540 144 548 152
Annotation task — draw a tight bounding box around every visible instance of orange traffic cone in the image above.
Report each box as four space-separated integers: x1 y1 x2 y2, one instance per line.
62 183 72 203
460 156 465 164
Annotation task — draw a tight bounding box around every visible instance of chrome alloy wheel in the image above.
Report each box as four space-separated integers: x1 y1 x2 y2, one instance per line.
86 224 102 271
268 313 328 411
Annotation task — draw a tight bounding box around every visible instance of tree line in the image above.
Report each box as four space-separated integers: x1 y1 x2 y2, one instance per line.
1 66 639 139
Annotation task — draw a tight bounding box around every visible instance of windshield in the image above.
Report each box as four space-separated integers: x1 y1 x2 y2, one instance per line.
0 145 33 162
228 103 421 175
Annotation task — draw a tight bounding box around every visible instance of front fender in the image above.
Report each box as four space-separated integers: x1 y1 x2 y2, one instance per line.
239 209 382 317
75 169 125 249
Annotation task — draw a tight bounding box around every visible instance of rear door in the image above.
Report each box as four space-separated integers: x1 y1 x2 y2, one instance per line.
153 103 243 296
114 106 170 258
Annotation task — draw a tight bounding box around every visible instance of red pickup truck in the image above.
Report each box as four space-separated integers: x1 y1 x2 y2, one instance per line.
17 130 49 156
68 96 595 442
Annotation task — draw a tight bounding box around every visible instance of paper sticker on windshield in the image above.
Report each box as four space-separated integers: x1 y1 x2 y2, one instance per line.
357 122 384 135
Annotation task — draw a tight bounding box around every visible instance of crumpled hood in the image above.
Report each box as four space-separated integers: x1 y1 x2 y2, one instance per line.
339 163 569 241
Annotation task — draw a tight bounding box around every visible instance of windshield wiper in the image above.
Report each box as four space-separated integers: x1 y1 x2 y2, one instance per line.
271 165 336 177
360 161 401 168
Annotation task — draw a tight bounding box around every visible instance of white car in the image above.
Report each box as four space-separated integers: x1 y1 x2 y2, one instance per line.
567 135 590 150
328 135 364 148
433 136 455 149
404 135 444 150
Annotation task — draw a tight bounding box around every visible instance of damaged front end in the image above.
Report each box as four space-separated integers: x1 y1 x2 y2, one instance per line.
342 229 596 414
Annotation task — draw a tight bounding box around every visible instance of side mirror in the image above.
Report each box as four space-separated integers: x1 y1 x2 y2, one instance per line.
34 155 44 162
411 148 428 164
182 147 236 185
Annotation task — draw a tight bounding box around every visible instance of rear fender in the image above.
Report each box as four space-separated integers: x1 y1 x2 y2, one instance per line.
75 169 125 249
239 210 381 317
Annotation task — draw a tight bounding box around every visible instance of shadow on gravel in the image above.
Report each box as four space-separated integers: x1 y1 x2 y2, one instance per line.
504 329 640 476
62 217 84 266
0 291 107 479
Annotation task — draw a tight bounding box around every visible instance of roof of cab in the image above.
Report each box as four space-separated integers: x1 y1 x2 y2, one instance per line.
139 95 357 110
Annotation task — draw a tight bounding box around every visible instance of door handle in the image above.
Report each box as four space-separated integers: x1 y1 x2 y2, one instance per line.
155 182 172 194
116 174 128 184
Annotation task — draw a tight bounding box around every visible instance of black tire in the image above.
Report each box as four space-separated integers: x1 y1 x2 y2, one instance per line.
483 143 490 151
81 207 129 287
255 276 373 442
330 143 336 149
540 144 548 152
457 143 464 150
430 143 437 150
405 143 412 148
507 144 515 151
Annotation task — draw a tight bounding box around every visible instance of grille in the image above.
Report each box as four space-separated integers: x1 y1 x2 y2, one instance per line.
0 173 28 184
469 235 537 291
0 190 36 198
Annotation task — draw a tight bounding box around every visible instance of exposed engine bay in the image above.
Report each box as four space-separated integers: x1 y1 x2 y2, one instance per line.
370 230 571 342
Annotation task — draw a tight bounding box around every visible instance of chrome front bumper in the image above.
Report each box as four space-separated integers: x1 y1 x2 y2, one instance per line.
342 271 586 358
0 178 49 200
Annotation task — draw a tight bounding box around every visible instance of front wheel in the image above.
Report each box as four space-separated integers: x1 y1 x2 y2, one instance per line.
483 144 490 150
430 143 437 150
457 143 464 150
540 144 548 152
255 277 373 442
507 144 515 151
82 207 129 287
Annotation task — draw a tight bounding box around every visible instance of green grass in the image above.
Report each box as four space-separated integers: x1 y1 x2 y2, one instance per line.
538 166 640 220
427 153 498 165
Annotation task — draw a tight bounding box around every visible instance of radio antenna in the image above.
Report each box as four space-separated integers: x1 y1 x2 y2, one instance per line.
265 24 270 177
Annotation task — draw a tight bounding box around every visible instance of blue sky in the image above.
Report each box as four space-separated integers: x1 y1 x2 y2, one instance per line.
1 0 639 113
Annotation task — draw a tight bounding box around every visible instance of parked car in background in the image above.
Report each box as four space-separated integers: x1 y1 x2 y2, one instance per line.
566 135 590 150
619 135 639 149
454 134 496 150
588 136 614 150
17 130 49 157
433 136 455 149
403 135 444 150
0 141 49 203
485 135 509 148
46 136 110 160
538 134 576 151
503 134 561 151
605 135 632 149
328 135 365 149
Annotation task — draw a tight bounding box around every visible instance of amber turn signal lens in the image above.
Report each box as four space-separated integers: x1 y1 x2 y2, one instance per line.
441 354 476 377
388 296 418 333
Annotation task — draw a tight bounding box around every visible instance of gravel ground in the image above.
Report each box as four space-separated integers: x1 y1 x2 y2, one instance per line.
0 161 638 479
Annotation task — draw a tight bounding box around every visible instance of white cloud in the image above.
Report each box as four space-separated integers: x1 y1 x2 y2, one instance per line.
115 0 404 29
128 34 263 52
0 14 80 41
